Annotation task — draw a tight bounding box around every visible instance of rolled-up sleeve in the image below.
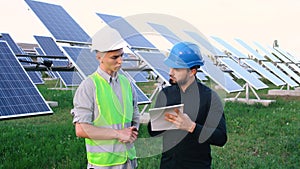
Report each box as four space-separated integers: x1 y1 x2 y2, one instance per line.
70 78 95 124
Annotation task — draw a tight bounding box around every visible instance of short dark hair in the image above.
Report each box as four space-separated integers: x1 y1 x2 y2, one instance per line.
190 65 200 71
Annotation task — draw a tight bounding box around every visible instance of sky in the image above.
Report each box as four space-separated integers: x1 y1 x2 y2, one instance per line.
1 0 300 59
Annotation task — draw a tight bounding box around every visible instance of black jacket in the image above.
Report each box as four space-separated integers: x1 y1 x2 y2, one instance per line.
148 80 227 169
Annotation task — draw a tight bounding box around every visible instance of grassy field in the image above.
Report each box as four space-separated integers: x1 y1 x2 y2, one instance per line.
0 79 299 169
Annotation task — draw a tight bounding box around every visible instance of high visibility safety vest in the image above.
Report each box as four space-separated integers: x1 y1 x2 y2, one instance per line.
86 72 136 167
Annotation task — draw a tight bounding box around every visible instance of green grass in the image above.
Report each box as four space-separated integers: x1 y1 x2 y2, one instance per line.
0 79 299 169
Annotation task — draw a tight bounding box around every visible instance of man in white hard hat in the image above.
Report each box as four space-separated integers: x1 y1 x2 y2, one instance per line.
71 27 140 169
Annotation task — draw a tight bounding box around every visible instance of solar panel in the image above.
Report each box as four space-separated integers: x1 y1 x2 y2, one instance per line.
34 47 44 56
184 31 218 56
267 46 291 63
219 58 268 90
62 46 151 104
200 55 244 93
251 72 262 79
0 33 26 55
122 54 149 82
51 60 82 86
253 41 281 62
274 47 300 64
147 22 181 45
277 63 300 84
127 71 149 83
234 38 267 61
0 41 52 119
134 51 170 83
288 64 300 74
196 72 208 81
242 59 285 86
25 0 91 44
34 35 64 56
211 36 248 59
262 61 298 87
18 57 44 84
96 13 156 49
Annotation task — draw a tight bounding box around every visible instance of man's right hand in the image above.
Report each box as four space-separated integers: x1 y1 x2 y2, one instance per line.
116 126 138 143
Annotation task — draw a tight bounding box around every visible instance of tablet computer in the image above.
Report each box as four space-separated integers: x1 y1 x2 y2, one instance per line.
148 104 184 131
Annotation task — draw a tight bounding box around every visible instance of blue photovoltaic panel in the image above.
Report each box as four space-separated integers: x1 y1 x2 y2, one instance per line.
118 70 151 104
18 57 44 84
184 31 219 56
26 71 44 84
135 51 170 83
267 46 291 63
262 61 298 87
35 47 45 55
127 71 149 83
211 36 248 59
277 63 300 84
234 38 267 61
253 41 281 62
213 46 228 57
96 13 156 49
62 46 97 76
251 72 262 79
0 33 25 55
62 46 150 104
200 55 244 93
196 72 208 81
242 59 285 86
51 60 82 86
25 0 91 44
34 35 64 56
122 54 149 82
147 22 181 44
0 41 52 119
219 58 269 90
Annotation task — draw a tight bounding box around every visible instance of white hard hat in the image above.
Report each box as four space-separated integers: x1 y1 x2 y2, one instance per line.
91 26 126 52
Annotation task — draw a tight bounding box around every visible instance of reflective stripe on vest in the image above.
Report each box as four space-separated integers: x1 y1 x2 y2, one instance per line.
86 73 136 167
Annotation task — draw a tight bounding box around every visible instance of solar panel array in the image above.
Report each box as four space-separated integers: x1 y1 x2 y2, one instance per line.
262 61 298 87
145 23 244 93
234 38 267 61
211 36 249 59
274 47 300 64
34 35 83 86
253 41 281 62
241 59 285 86
25 0 91 44
219 58 268 90
4 0 300 116
0 41 52 119
277 63 300 84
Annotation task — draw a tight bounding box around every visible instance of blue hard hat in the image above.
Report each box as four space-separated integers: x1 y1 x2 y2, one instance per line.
164 42 204 68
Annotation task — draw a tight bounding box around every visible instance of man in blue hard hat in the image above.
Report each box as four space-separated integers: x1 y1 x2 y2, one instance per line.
148 42 227 169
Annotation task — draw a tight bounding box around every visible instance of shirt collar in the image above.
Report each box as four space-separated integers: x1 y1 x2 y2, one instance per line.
97 67 119 84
